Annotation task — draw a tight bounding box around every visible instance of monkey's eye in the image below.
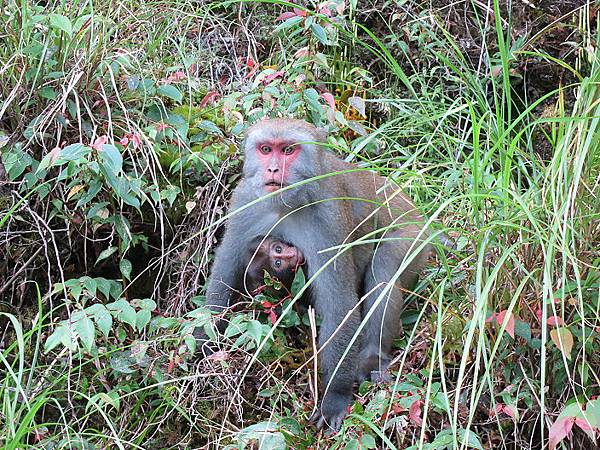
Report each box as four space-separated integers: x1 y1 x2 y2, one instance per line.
259 145 272 154
275 245 282 254
282 145 295 155
274 259 282 268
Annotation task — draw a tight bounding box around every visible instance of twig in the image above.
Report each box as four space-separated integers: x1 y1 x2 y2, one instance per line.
0 246 43 294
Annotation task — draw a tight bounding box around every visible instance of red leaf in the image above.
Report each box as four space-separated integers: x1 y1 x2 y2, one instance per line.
294 73 306 87
409 399 423 426
200 91 220 108
535 305 543 323
172 70 185 80
276 11 297 21
496 310 515 339
293 7 307 17
162 70 186 84
490 403 504 418
502 404 517 420
167 352 175 373
485 313 497 323
242 57 258 80
269 310 278 324
119 136 129 146
155 122 168 132
131 133 141 149
549 416 575 450
294 47 310 58
547 316 565 326
319 6 332 16
321 92 336 109
574 417 595 433
392 403 404 414
263 70 284 85
261 301 273 308
91 135 108 151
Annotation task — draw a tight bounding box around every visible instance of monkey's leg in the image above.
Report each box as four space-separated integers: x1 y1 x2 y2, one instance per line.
307 254 363 433
359 246 406 382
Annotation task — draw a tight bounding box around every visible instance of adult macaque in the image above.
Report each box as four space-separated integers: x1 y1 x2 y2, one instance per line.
244 237 304 294
202 119 431 431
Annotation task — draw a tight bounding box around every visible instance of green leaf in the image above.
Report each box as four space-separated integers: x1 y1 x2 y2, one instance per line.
360 434 376 449
157 84 183 102
132 298 157 310
291 269 306 297
136 309 151 330
96 246 118 264
197 120 223 136
310 23 329 45
83 277 98 296
44 324 71 352
99 144 123 174
110 353 136 374
59 143 91 162
75 315 95 352
107 299 137 328
458 428 484 450
119 258 132 281
247 320 263 345
514 319 532 342
274 15 303 32
95 310 113 337
237 422 286 450
49 14 73 36
343 439 360 450
303 88 323 115
2 146 33 180
96 277 114 300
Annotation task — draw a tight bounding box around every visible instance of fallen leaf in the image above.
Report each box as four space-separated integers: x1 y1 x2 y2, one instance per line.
185 201 196 214
200 91 220 108
348 96 366 117
409 399 423 426
550 327 574 360
547 315 565 326
207 351 229 361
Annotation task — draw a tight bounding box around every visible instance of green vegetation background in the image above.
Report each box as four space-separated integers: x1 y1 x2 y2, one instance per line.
0 1 598 449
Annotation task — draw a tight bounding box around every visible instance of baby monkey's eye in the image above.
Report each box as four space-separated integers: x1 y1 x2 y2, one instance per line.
274 260 282 268
275 245 282 253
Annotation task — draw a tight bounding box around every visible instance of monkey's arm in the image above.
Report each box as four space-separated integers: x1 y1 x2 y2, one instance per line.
204 228 246 312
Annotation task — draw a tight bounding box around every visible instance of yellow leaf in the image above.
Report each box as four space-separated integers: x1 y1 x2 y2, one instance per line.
67 184 85 201
550 327 574 360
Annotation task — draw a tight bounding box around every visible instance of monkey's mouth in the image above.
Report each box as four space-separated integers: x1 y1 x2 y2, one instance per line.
265 181 284 191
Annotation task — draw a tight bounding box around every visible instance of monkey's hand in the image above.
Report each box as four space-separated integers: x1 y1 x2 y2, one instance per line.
309 391 352 435
192 328 218 359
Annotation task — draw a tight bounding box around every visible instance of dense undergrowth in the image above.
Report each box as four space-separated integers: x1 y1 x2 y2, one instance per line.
0 0 598 449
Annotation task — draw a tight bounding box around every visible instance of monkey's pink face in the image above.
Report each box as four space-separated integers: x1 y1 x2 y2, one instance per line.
255 140 301 192
269 240 304 273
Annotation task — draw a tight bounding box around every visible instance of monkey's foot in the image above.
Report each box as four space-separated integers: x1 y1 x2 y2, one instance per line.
309 393 351 435
192 329 218 358
370 370 391 383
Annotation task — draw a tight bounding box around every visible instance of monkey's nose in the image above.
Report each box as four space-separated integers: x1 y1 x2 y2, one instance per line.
267 167 279 173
